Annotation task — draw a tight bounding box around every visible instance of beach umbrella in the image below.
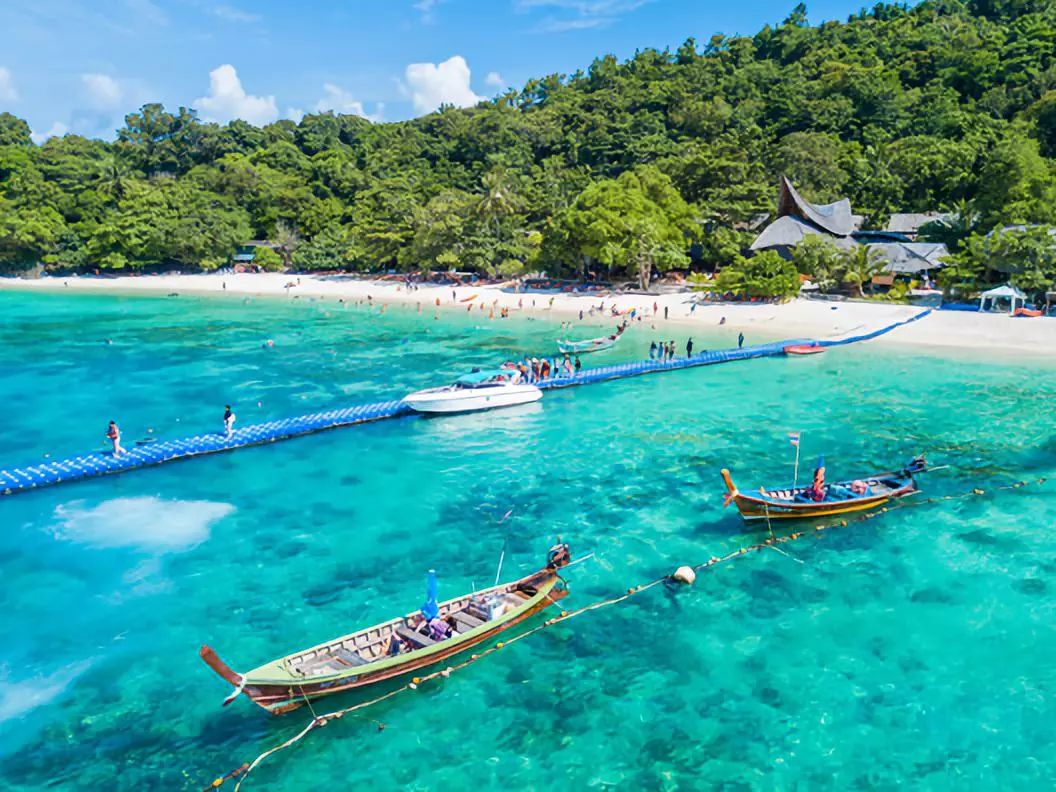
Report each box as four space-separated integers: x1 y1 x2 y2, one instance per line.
421 569 439 621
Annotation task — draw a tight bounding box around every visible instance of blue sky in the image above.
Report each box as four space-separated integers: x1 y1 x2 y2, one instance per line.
0 0 879 142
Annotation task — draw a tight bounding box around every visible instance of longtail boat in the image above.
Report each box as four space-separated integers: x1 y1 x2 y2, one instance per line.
200 544 571 715
557 325 625 355
721 456 926 522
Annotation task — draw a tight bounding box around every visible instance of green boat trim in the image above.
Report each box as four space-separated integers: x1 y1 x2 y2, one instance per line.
241 573 563 687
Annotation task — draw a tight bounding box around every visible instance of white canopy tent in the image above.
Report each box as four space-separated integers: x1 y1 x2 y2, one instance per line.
979 284 1027 314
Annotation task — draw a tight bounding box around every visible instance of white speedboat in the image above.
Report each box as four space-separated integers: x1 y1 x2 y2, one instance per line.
403 369 542 414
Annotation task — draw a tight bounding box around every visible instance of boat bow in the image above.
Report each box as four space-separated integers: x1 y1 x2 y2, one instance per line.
200 645 246 705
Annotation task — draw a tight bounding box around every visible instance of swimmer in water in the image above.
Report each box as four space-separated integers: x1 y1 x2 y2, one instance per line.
106 421 126 456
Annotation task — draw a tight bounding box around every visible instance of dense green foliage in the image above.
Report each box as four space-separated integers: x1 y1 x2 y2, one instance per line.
712 251 802 298
940 225 1056 295
2 1 1056 287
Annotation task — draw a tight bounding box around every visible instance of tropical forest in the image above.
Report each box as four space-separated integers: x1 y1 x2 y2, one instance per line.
2 0 1056 298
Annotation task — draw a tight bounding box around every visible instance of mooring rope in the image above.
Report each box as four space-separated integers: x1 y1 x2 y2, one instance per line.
204 475 1048 791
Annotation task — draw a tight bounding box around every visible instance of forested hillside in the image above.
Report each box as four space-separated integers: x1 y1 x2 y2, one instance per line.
1 0 1055 284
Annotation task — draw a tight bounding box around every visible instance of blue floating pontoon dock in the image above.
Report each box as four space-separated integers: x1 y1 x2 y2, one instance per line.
0 310 930 497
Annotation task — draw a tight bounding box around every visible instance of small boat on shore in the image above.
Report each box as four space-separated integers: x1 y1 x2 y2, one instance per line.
784 344 825 355
201 544 572 714
402 369 541 413
721 456 926 521
558 325 625 355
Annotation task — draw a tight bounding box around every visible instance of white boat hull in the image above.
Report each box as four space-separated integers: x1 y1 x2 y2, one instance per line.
403 384 543 414
558 338 615 354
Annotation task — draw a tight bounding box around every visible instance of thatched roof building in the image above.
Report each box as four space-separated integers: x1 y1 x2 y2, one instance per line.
751 176 860 255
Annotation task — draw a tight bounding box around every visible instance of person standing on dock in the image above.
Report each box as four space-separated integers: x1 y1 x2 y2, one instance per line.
649 340 657 359
574 355 582 373
686 338 694 357
106 421 126 457
223 405 236 438
738 332 745 349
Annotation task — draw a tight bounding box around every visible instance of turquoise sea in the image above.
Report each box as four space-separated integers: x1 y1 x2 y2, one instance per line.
1 289 1054 790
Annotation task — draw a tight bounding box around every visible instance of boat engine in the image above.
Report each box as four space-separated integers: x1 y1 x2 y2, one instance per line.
546 542 571 570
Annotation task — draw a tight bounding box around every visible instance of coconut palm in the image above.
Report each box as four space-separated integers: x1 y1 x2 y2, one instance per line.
271 220 301 269
841 245 886 297
97 156 129 201
477 167 524 230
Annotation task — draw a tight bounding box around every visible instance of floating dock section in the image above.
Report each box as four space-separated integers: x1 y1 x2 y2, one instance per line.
0 310 930 497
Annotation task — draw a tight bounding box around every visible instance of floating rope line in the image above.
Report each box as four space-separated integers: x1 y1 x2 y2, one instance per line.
1 311 931 497
206 472 1047 792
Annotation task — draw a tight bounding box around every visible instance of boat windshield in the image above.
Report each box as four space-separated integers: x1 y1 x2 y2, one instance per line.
453 369 513 388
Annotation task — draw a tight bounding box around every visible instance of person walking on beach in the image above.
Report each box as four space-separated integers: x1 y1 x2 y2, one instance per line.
106 421 125 456
686 338 694 357
650 340 658 359
223 405 236 438
738 332 745 349
664 306 669 320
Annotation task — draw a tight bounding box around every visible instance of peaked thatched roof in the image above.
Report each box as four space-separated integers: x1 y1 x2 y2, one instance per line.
777 175 856 237
885 212 951 235
870 242 949 273
749 216 858 251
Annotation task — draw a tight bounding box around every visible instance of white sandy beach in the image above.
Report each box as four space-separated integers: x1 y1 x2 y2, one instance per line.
3 272 1054 358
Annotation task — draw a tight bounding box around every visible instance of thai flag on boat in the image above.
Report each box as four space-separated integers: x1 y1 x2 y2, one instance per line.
788 432 800 447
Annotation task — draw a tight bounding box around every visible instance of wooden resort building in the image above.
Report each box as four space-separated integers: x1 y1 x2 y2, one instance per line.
750 176 949 278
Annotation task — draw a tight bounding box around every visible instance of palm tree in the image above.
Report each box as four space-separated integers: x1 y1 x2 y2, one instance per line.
271 220 301 269
477 167 523 231
841 245 886 297
97 156 129 201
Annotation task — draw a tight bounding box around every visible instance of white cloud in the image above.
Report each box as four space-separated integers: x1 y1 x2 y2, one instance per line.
211 4 261 23
124 0 168 26
517 0 649 31
81 73 123 109
193 64 278 126
0 67 17 102
30 121 68 144
286 107 305 123
403 55 482 115
313 83 383 121
485 71 505 88
414 0 443 23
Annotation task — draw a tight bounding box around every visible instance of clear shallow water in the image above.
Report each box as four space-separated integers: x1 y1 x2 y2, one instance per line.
1 290 1055 790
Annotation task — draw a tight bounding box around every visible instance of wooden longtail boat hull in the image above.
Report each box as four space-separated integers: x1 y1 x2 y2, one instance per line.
557 337 616 354
720 462 922 522
201 547 571 715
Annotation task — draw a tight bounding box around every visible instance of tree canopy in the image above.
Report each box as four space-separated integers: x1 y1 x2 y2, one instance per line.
2 1 1056 283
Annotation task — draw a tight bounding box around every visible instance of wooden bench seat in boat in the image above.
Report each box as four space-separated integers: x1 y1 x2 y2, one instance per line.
452 611 484 630
333 647 368 667
396 625 436 649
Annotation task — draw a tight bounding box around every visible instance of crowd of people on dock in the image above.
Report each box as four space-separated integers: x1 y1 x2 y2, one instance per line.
501 354 583 383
